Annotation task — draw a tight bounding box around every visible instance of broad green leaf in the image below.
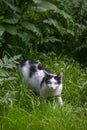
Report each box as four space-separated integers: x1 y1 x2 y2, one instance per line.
20 32 31 42
0 24 5 36
56 25 65 36
43 18 65 35
10 55 21 61
66 29 74 36
57 8 72 19
21 22 40 35
43 36 60 43
33 0 43 4
2 0 20 13
3 13 20 24
57 9 73 26
33 0 57 12
0 16 4 21
44 18 58 27
5 25 17 35
0 69 9 77
17 32 34 43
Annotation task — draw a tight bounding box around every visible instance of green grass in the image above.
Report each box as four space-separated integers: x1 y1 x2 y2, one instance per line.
0 55 87 130
0 104 87 130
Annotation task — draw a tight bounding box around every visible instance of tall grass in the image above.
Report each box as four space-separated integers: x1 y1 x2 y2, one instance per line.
0 55 87 130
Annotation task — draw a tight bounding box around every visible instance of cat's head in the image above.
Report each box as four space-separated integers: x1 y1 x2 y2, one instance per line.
44 72 63 90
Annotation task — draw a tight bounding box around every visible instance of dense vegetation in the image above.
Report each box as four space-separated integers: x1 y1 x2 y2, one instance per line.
0 0 87 130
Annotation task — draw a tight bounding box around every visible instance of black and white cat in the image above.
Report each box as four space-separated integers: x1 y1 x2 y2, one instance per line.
20 59 63 105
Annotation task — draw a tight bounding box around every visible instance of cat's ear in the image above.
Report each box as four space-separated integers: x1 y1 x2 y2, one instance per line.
57 72 63 80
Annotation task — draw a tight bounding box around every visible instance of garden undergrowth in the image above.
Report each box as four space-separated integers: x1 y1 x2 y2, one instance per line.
0 55 87 130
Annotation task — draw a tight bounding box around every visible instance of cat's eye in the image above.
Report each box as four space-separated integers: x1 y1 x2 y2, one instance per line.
47 81 51 84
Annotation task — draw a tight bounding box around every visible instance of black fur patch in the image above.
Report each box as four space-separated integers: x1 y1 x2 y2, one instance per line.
29 65 37 77
40 75 53 87
38 64 52 73
20 60 27 67
40 77 45 87
29 60 38 65
54 76 61 84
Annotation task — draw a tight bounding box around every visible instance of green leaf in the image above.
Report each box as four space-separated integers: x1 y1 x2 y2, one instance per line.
10 55 21 61
0 55 21 69
74 44 87 52
33 0 43 4
3 13 20 24
33 0 57 12
0 16 4 21
43 36 60 43
0 24 5 36
57 8 72 19
44 18 58 26
66 29 74 36
2 0 20 13
21 22 40 36
43 18 65 35
57 9 73 27
0 69 9 77
5 25 17 35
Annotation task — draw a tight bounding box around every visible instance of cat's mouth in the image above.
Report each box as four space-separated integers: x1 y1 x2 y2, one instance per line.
47 86 57 90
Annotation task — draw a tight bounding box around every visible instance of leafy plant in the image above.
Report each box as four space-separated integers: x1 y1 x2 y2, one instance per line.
0 55 21 110
0 55 87 130
0 0 78 57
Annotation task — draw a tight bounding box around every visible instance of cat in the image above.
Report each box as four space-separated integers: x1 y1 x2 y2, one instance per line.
20 59 63 105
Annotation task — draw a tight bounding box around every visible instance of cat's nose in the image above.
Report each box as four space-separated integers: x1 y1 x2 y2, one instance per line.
50 86 55 90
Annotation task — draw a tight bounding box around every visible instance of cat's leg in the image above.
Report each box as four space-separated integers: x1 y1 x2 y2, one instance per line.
57 96 63 105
